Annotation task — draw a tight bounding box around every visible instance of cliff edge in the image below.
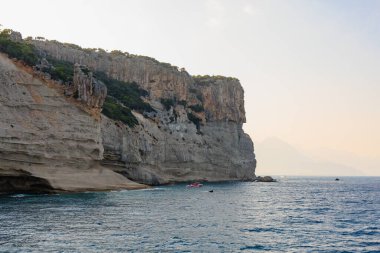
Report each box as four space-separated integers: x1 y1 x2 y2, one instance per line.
0 29 256 192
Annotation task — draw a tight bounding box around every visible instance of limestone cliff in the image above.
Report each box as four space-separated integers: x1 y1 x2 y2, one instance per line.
0 53 145 193
72 64 107 108
0 30 256 191
30 39 193 102
193 76 246 123
29 40 247 124
101 116 255 185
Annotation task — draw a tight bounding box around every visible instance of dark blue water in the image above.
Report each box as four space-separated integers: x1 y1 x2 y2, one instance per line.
0 177 379 252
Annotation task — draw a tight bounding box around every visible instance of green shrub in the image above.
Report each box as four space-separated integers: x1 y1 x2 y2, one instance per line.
196 93 203 102
0 32 74 83
44 58 74 83
94 71 154 113
63 43 82 50
110 50 125 56
80 66 90 75
102 97 138 127
178 100 187 106
0 31 38 66
160 98 176 110
0 30 75 83
193 75 238 82
189 104 204 112
187 112 201 131
83 48 97 54
189 88 203 102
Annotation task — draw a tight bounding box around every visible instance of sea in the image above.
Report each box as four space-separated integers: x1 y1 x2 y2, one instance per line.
0 177 379 252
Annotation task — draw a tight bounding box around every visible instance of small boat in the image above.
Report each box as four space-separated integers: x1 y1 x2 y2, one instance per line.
187 182 203 188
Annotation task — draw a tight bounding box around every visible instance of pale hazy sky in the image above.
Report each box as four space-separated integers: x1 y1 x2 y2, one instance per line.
2 0 379 175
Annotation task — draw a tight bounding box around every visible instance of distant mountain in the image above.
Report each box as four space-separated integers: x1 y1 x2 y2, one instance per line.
307 148 380 176
255 137 364 176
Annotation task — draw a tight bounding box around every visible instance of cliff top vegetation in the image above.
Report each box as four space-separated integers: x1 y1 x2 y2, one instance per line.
0 28 153 128
193 75 239 82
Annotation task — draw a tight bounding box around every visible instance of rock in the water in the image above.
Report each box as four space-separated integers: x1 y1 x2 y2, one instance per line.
255 176 277 182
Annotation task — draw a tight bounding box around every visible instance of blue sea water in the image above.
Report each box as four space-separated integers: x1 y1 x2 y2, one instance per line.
0 177 379 252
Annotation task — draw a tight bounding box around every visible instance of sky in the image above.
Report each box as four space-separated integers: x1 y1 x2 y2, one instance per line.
1 0 379 175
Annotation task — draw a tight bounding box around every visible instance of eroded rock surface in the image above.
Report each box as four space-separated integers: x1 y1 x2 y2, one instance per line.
26 38 257 185
193 76 246 123
73 64 107 108
0 32 257 190
0 54 145 193
30 40 194 102
101 115 256 185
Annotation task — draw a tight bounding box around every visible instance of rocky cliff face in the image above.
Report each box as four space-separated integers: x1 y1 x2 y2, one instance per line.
193 76 246 123
73 64 107 108
0 53 144 193
0 31 256 191
101 116 255 185
30 40 246 122
29 37 256 185
30 40 193 102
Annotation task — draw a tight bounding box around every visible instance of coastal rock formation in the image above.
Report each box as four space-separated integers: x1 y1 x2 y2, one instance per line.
29 40 247 123
0 30 256 192
193 76 246 123
0 53 145 193
255 176 277 182
30 40 194 102
101 115 255 185
73 64 107 108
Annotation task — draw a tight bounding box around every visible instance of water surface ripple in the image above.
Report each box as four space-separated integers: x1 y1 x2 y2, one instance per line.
0 177 379 252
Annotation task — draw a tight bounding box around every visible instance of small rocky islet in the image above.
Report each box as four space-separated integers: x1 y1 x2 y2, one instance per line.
0 29 271 194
